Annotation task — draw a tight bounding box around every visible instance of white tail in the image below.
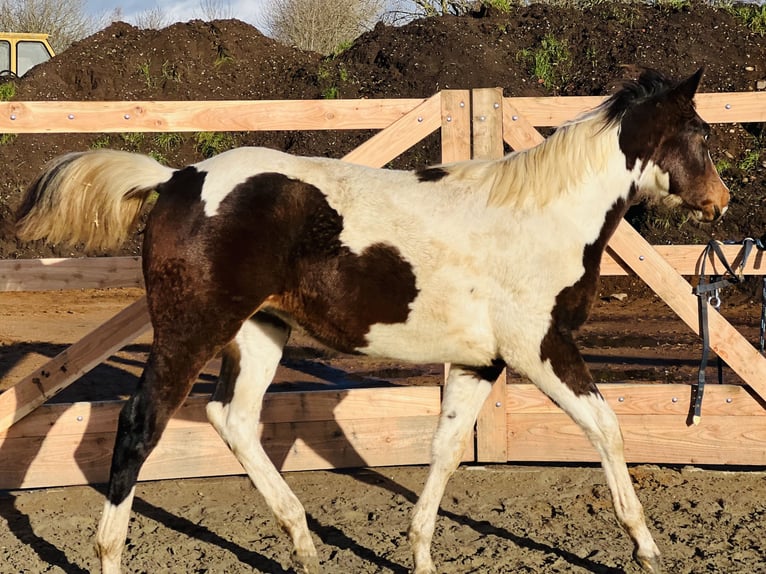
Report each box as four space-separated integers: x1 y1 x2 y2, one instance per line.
16 149 176 252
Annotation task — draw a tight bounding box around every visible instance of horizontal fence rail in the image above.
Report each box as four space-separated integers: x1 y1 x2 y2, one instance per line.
2 245 764 292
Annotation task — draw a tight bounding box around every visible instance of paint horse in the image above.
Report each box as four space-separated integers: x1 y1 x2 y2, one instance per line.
16 68 728 573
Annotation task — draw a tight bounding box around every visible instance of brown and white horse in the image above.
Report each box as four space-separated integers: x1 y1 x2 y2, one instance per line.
16 68 728 573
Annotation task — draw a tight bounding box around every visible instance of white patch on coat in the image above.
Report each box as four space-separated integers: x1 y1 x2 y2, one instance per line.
205 319 318 566
96 486 136 574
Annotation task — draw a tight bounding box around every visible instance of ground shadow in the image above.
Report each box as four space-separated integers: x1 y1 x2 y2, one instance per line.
1 340 653 573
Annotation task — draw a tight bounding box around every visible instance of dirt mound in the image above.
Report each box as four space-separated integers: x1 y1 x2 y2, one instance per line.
1 2 765 261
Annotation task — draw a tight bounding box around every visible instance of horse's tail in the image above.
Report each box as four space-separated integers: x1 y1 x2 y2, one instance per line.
16 149 176 252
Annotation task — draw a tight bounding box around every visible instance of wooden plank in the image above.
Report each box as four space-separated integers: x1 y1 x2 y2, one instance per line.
472 88 508 463
507 92 766 126
0 296 151 432
0 388 442 439
507 413 766 465
439 90 471 163
695 92 766 123
342 93 442 168
608 222 766 402
3 244 760 293
507 381 766 465
600 244 766 276
502 100 545 150
0 387 446 489
0 93 760 135
508 95 598 126
472 87 505 160
0 99 426 133
0 256 144 291
507 383 765 417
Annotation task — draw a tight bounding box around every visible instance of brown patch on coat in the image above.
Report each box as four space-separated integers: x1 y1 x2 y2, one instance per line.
199 171 419 353
540 198 630 396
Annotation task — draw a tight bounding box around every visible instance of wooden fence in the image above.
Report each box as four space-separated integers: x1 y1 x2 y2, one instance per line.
1 90 765 490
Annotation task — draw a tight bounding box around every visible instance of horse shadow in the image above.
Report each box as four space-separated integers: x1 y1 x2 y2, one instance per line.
0 341 626 573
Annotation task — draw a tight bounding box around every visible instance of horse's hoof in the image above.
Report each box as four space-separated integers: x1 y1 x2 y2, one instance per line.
634 549 662 573
291 550 320 574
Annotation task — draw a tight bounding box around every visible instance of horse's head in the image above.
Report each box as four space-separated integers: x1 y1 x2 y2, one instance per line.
611 67 729 223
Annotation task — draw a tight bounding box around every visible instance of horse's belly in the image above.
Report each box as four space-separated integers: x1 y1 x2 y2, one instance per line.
357 315 497 365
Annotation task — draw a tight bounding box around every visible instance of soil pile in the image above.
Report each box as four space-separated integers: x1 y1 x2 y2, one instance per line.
0 2 765 260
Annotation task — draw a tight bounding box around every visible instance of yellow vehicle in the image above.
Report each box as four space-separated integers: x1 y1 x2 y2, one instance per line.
0 32 54 78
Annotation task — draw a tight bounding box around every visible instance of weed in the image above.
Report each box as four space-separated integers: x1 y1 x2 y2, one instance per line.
322 86 340 99
517 33 571 90
0 133 15 145
214 46 234 68
160 61 181 83
715 158 732 175
149 150 168 164
120 132 144 150
0 81 15 101
91 135 112 149
738 148 761 172
317 61 349 99
138 62 153 88
332 40 354 57
154 132 184 151
726 4 766 35
483 0 512 12
195 131 235 158
657 0 690 11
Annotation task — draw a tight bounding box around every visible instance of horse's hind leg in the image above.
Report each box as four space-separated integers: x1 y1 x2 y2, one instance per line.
409 363 502 574
96 328 233 573
206 313 318 574
520 333 661 573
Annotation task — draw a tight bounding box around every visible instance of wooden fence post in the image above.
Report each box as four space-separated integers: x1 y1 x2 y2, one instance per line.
472 88 509 463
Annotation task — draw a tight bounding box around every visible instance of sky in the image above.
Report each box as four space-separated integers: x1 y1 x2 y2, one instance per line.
84 0 271 30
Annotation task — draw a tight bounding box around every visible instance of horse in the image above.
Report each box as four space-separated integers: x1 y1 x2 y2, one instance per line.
16 67 728 574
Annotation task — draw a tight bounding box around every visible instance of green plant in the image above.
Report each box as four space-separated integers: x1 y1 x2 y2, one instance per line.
160 60 181 83
0 81 15 102
0 133 15 145
715 158 732 175
516 33 571 90
154 132 184 151
149 150 168 164
322 86 340 99
195 131 235 158
738 149 761 172
483 0 512 12
214 52 234 68
138 62 153 88
91 135 112 149
657 0 690 11
332 40 354 57
120 132 144 150
725 4 766 35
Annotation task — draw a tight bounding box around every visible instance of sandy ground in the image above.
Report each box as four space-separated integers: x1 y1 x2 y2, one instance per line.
1 288 766 573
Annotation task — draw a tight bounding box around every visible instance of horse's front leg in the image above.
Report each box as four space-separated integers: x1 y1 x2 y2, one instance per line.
524 331 662 573
409 362 503 574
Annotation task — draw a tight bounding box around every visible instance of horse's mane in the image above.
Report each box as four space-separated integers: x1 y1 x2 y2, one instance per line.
477 68 682 208
599 67 682 127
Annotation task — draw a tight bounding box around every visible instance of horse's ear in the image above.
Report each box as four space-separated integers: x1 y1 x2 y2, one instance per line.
674 67 704 101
